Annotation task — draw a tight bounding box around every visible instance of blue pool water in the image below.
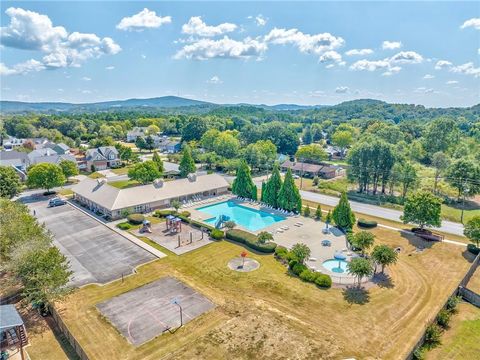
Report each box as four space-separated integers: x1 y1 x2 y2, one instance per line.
322 259 349 273
197 201 286 232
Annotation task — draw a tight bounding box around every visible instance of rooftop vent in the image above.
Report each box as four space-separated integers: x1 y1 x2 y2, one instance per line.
154 179 164 188
187 173 197 182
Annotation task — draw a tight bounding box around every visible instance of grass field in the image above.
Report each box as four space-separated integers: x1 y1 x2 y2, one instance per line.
52 224 474 360
466 266 480 294
110 167 131 175
426 302 480 359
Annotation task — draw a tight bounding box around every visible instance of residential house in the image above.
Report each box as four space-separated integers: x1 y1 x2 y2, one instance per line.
281 160 344 179
46 142 70 154
126 127 148 142
158 138 181 153
0 151 29 180
27 148 77 166
2 136 25 151
85 146 120 171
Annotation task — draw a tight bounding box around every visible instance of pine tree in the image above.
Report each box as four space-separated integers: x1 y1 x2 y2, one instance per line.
152 151 164 173
332 192 356 229
278 169 302 212
303 205 311 217
264 163 283 207
315 204 322 220
261 181 266 202
179 145 196 177
232 161 257 199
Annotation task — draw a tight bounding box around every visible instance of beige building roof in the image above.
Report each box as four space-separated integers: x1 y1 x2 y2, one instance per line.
71 173 229 211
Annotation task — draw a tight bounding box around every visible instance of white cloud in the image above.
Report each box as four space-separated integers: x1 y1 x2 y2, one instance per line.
350 50 422 75
389 51 423 64
174 36 267 60
446 80 459 85
319 51 344 66
382 40 402 50
182 16 237 37
81 76 91 81
450 62 480 77
264 28 345 55
345 48 373 56
207 75 223 84
255 15 267 26
141 54 147 59
0 7 120 75
435 60 453 70
414 87 434 94
0 59 45 75
105 65 115 70
116 8 171 31
423 74 435 79
81 90 92 94
460 18 480 30
335 86 349 94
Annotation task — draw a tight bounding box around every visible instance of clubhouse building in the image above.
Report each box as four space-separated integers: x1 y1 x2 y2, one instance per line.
71 173 229 219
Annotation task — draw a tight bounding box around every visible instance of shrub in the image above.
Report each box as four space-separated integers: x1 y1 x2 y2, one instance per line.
446 295 461 313
312 176 319 186
315 274 332 288
288 259 298 269
357 218 378 228
303 205 311 217
275 246 289 259
424 324 442 346
412 347 425 360
180 211 191 218
226 229 277 253
436 309 451 329
292 263 308 276
285 251 298 262
117 222 131 230
154 209 175 218
210 229 224 240
299 269 317 282
127 213 145 225
467 244 480 255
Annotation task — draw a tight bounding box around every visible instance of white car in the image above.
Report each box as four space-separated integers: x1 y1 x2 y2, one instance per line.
292 174 300 179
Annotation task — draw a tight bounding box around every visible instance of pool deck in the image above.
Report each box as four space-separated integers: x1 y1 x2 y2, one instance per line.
187 197 357 283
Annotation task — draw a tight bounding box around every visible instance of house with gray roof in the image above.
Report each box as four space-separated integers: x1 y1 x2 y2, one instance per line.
0 150 29 180
72 173 229 219
27 148 76 167
85 146 120 171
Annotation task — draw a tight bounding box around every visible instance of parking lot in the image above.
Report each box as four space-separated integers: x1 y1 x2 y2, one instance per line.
26 199 156 287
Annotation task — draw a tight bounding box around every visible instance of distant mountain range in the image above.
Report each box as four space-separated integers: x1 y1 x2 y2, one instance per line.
0 96 331 113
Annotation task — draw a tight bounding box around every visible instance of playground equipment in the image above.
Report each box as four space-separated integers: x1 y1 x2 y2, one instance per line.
166 215 182 233
215 214 230 229
140 219 152 233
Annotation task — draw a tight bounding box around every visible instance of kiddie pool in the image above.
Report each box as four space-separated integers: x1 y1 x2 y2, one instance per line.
322 259 349 273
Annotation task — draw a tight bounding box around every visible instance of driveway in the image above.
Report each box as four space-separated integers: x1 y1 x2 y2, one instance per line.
26 199 155 287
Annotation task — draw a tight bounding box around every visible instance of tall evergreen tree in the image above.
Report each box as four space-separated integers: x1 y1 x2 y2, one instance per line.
261 181 266 202
278 169 302 212
263 163 283 207
152 151 164 173
332 192 356 229
179 145 196 177
232 161 257 200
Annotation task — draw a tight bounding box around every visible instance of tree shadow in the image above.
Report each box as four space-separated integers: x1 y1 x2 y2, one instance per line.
342 286 370 305
372 272 394 289
447 199 480 211
461 249 476 263
400 231 435 250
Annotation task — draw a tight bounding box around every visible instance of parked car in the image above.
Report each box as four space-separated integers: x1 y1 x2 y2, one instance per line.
48 197 67 207
292 174 300 179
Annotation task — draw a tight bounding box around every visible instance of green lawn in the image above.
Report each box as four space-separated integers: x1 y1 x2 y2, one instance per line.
110 167 130 175
54 223 473 360
426 302 480 359
109 179 140 189
441 204 480 223
88 172 105 179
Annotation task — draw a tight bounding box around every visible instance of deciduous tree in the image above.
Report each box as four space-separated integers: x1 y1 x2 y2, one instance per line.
464 216 480 248
291 243 311 264
128 161 161 184
401 191 442 229
27 163 66 192
347 257 373 286
0 166 22 199
371 245 398 274
58 160 79 179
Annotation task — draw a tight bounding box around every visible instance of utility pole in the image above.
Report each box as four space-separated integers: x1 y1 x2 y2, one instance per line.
461 184 469 224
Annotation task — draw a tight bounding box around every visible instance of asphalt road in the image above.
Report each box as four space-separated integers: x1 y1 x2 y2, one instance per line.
246 176 465 237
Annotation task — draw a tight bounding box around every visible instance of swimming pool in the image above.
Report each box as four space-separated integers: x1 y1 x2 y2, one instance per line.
197 201 285 232
322 259 349 273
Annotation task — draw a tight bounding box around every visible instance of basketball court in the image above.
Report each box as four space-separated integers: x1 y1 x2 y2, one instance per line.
96 277 215 346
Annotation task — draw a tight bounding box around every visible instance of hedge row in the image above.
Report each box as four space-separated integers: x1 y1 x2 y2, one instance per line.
127 213 145 225
117 222 131 230
357 218 378 228
153 209 175 217
467 244 480 255
288 259 332 288
226 229 277 253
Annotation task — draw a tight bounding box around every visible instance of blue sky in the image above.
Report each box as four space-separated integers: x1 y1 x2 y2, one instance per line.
1 1 479 107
